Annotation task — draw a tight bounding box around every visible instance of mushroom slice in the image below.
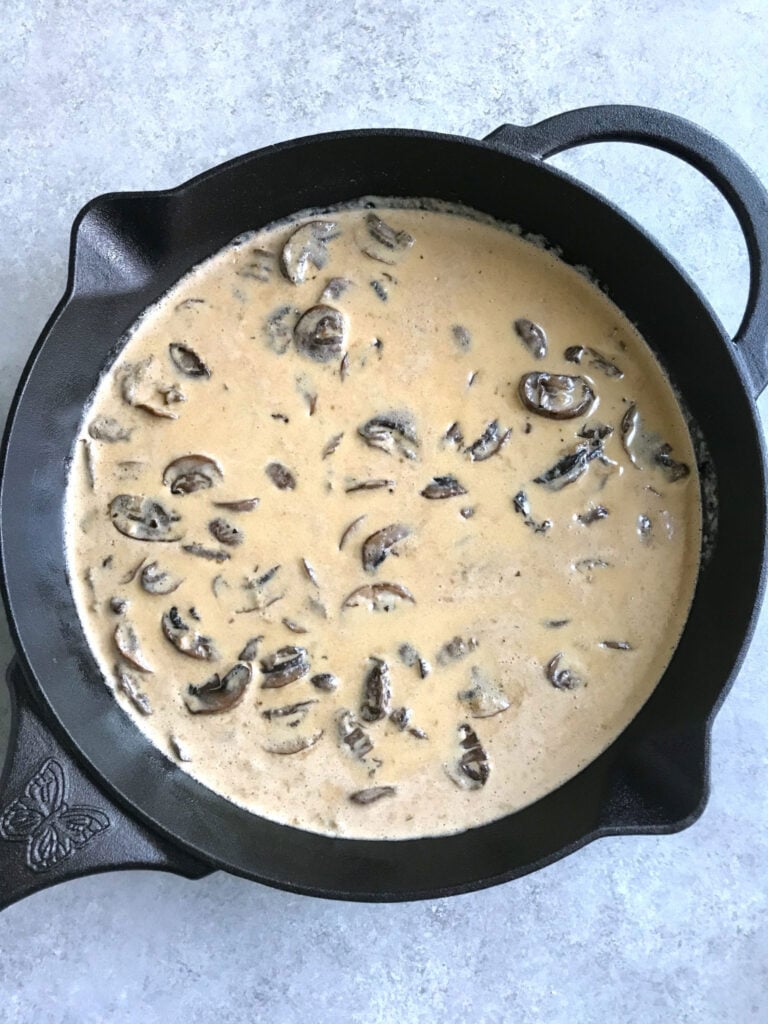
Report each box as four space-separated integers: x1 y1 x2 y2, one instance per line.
458 667 510 718
237 248 276 282
545 652 584 690
357 213 414 265
116 667 152 715
342 582 415 612
311 673 338 692
208 517 244 547
184 663 252 714
262 730 323 755
349 786 396 805
114 621 153 673
389 707 412 730
259 645 310 687
169 342 211 378
264 304 301 354
361 523 411 573
181 543 230 563
161 607 219 661
88 415 132 443
320 276 352 302
420 475 468 499
294 304 348 363
163 454 223 495
265 461 296 490
437 635 478 666
238 636 264 661
280 220 339 284
512 490 552 534
358 410 419 460
513 318 547 359
565 345 623 379
447 724 490 790
533 442 604 491
398 643 431 678
212 496 260 512
519 372 596 420
118 357 153 405
262 699 318 722
360 658 392 722
109 495 183 542
337 709 374 759
465 420 512 462
140 561 184 596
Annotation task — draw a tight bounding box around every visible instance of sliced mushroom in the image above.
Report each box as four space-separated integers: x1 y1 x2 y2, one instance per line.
345 478 396 493
577 505 609 525
398 643 431 678
280 220 339 284
181 543 230 563
444 422 464 449
337 709 373 759
311 672 339 692
545 652 584 690
265 462 296 491
116 667 152 715
654 445 690 483
342 582 416 612
389 706 412 730
564 345 623 379
339 514 367 550
169 735 192 761
420 475 468 499
519 372 596 420
184 663 251 714
118 357 153 406
140 561 184 596
358 410 419 460
163 455 223 495
512 490 552 534
109 495 183 542
208 517 244 547
322 432 344 459
169 342 211 378
349 786 396 805
360 658 392 722
282 617 308 634
465 420 512 461
262 699 318 722
533 442 604 491
320 276 352 301
357 213 414 265
362 523 411 573
264 304 301 354
458 666 510 718
88 415 132 443
237 248 276 282
600 640 633 650
447 724 490 789
260 645 310 687
437 636 478 666
262 731 323 755
294 304 348 363
513 318 547 359
161 607 219 661
212 497 260 512
238 636 263 661
110 596 127 614
114 621 153 673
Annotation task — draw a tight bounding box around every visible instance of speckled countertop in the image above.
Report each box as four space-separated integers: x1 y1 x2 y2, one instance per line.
1 2 767 1022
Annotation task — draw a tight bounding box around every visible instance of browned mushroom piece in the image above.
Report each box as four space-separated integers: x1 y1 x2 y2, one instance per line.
208 517 244 547
212 497 260 512
358 411 419 460
114 621 153 673
262 731 324 755
513 318 547 359
109 495 183 542
436 635 478 666
294 304 348 363
447 724 490 790
184 663 252 714
420 475 468 499
259 645 310 687
342 582 415 612
238 636 264 662
533 441 606 491
518 372 596 420
280 221 339 284
88 416 132 443
265 462 296 490
237 249 276 283
545 652 584 690
465 420 512 461
161 607 219 661
565 344 623 379
163 455 223 495
262 700 318 722
336 709 373 759
349 786 396 805
116 667 152 715
361 523 411 573
357 213 414 265
458 667 511 718
169 342 211 378
360 658 392 722
140 561 184 596
311 673 339 692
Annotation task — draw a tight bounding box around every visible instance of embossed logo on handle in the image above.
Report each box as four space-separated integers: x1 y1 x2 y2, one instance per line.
0 758 110 873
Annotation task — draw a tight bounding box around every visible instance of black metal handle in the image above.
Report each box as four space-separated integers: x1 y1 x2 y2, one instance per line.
0 660 211 911
485 105 768 396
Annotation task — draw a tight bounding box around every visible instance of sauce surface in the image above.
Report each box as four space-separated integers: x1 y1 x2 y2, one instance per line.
66 202 701 839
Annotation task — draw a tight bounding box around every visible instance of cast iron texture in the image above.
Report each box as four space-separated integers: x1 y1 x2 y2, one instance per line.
1 105 767 905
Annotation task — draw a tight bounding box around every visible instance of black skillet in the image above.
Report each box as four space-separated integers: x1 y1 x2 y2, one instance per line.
1 105 767 910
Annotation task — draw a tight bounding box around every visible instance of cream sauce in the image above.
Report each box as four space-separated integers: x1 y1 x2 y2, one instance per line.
65 202 701 839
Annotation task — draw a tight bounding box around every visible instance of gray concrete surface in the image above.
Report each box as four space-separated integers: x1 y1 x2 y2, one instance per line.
1 2 767 1021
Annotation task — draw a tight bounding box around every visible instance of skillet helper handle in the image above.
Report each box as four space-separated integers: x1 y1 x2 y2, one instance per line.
0 659 211 912
484 105 768 397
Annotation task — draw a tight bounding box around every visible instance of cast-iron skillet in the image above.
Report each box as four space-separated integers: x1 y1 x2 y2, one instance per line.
1 105 767 910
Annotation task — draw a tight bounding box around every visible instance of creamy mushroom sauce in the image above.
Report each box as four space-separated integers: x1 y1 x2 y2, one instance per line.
66 201 701 840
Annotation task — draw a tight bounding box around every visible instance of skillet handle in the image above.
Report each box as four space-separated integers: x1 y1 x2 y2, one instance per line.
0 659 211 911
484 105 768 397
